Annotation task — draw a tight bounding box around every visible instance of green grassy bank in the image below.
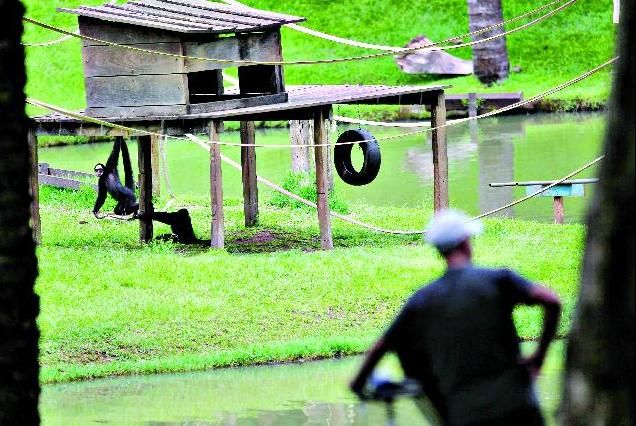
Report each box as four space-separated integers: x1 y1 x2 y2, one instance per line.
37 187 584 383
24 0 615 122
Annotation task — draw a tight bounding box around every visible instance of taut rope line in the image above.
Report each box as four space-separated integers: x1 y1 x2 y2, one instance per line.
222 0 569 53
22 0 577 66
26 56 617 149
22 30 79 47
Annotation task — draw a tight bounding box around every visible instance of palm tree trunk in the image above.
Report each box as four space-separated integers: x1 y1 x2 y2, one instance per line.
0 0 41 424
561 0 634 422
467 0 510 84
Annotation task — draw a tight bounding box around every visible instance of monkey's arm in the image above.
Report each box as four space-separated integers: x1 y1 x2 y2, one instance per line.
93 179 108 215
121 138 135 191
105 137 122 172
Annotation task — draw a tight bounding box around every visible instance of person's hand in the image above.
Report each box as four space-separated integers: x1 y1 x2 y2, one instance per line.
519 350 546 380
349 378 368 400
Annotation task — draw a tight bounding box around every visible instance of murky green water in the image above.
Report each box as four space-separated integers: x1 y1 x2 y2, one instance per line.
40 113 604 223
40 341 564 425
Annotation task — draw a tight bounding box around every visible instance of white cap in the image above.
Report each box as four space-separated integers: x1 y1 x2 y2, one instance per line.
424 209 483 252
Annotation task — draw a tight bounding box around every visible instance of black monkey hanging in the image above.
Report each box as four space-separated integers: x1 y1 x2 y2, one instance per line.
93 137 199 244
93 137 138 217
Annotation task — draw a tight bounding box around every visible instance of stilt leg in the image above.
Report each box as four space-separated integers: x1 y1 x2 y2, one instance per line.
210 120 224 248
431 90 449 211
241 121 258 227
314 107 333 250
138 135 154 242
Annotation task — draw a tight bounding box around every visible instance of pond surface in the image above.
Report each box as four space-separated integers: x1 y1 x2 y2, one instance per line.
40 341 564 425
40 113 604 222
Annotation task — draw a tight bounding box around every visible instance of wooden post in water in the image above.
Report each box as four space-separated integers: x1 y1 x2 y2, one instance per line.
290 120 313 173
430 90 449 211
137 135 153 242
150 134 161 196
468 92 478 118
313 106 333 250
210 120 224 248
27 128 41 245
241 121 259 227
553 196 565 224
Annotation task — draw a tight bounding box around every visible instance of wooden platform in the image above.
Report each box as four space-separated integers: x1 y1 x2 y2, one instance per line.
30 84 450 249
33 84 448 134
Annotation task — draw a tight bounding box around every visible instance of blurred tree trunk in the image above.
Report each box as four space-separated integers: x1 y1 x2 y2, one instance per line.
467 0 510 84
0 0 41 424
561 0 634 423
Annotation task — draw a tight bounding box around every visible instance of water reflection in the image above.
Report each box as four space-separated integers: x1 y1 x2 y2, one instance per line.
477 118 526 218
41 342 563 425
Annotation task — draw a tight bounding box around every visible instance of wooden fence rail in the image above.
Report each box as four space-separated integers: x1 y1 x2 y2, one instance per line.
38 163 97 191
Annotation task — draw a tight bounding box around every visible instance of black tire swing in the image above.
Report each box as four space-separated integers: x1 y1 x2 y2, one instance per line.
334 129 381 186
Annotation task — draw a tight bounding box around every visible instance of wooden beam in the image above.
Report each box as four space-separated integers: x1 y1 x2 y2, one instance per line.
27 129 41 245
209 120 224 248
137 135 154 242
150 135 161 196
38 174 84 191
430 90 449 211
240 121 259 227
313 106 333 250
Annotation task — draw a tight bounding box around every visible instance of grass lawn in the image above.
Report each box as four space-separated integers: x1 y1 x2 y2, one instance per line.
37 187 585 383
24 0 615 122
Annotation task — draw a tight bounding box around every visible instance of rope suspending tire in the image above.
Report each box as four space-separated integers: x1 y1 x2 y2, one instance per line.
334 129 381 186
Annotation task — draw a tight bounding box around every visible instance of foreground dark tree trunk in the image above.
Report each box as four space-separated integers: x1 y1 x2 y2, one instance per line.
0 0 40 424
561 0 634 423
467 0 510 84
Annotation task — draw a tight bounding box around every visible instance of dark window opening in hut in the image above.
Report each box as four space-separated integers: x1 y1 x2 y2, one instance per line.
237 64 284 95
187 70 224 104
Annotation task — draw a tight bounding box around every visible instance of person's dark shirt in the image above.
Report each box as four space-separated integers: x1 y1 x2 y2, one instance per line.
383 265 538 425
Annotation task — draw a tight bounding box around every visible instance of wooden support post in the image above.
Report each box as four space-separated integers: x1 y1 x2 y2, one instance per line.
241 121 259 227
150 134 161 196
137 135 153 242
430 90 449 211
468 92 478 118
289 120 313 173
209 120 224 248
553 196 565 224
314 106 333 250
27 128 41 245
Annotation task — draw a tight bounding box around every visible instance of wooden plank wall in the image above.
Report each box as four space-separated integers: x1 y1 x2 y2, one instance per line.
79 16 285 117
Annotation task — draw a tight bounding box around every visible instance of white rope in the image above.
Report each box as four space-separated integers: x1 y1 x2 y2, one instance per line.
22 30 79 47
158 133 179 211
221 0 403 51
222 72 240 88
185 133 425 234
222 0 570 53
334 115 430 128
286 23 405 52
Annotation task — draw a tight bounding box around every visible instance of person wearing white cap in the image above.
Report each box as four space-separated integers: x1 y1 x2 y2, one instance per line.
351 209 562 425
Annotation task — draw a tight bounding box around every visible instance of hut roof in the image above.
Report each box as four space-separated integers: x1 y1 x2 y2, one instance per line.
59 0 305 34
